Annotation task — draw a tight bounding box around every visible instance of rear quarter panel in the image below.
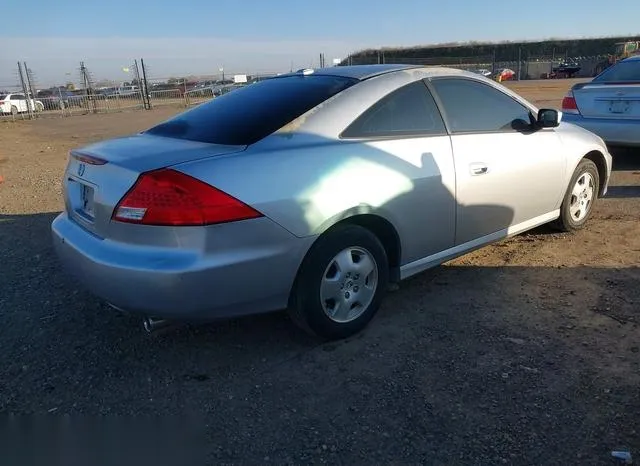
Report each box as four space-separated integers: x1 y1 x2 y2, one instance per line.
174 133 456 265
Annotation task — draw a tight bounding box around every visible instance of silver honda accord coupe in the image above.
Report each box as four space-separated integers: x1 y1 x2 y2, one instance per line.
52 64 612 339
561 55 640 147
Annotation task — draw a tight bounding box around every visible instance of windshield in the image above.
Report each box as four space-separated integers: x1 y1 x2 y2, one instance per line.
145 74 358 145
594 60 640 83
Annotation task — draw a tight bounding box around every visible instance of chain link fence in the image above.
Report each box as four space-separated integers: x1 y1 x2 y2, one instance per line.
1 60 286 122
345 51 610 80
0 53 609 123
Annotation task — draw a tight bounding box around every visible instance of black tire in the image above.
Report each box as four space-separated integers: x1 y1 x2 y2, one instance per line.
288 224 389 340
553 159 599 232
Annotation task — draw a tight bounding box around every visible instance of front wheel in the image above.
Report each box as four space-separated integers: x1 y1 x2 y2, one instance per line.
288 225 389 340
553 159 599 232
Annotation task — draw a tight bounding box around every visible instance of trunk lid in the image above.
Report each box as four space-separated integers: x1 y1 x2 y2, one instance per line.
63 133 246 238
573 82 640 119
74 133 246 172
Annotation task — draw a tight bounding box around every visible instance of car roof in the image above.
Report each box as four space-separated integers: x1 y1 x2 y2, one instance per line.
277 64 470 81
310 64 420 80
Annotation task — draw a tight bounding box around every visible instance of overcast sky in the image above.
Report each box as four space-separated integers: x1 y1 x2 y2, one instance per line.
1 0 639 88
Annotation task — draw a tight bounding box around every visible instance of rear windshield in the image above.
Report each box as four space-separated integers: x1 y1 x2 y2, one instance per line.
594 60 640 83
0 95 6 100
145 74 357 145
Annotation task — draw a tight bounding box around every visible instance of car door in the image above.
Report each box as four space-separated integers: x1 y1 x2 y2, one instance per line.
429 77 566 246
340 80 456 264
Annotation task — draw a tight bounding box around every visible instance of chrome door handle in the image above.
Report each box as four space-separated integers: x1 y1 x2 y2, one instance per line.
470 163 489 176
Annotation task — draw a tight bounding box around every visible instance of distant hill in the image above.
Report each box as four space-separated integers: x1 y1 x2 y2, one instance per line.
344 36 640 65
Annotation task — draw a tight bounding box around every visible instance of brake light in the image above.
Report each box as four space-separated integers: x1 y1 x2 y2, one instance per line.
561 91 580 115
71 151 107 165
112 169 263 226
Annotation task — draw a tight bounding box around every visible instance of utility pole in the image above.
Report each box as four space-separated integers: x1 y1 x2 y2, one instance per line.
17 62 34 119
133 59 147 109
140 58 151 110
80 61 96 113
24 62 38 114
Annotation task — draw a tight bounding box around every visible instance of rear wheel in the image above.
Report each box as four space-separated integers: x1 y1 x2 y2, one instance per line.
553 159 599 232
288 224 389 340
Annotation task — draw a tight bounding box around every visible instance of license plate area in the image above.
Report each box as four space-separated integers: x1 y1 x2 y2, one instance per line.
609 100 630 114
68 176 97 221
80 184 95 218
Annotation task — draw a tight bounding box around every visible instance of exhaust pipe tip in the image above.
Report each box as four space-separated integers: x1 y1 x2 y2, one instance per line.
143 316 172 333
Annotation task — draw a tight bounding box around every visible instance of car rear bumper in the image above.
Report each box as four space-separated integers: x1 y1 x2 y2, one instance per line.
563 114 640 147
51 212 312 321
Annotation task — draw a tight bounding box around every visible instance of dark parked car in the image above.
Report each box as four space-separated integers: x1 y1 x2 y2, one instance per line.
36 88 85 109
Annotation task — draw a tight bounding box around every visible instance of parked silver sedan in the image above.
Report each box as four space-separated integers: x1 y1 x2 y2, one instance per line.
561 55 640 147
52 65 612 339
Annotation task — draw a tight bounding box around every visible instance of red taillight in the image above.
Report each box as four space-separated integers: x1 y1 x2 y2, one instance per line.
112 169 263 226
561 91 580 114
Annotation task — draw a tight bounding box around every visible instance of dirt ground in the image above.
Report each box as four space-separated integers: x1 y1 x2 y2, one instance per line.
0 79 638 464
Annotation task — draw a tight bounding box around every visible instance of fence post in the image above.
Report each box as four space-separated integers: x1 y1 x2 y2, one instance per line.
183 79 188 107
57 87 66 117
517 47 522 81
492 49 496 75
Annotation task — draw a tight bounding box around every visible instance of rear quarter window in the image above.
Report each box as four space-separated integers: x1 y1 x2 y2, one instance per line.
145 75 358 145
594 60 640 83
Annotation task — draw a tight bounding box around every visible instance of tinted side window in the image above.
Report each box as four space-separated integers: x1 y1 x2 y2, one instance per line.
342 81 446 138
432 78 532 133
594 60 640 83
10 95 24 100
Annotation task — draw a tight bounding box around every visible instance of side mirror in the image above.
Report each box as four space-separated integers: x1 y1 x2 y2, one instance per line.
537 108 560 128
